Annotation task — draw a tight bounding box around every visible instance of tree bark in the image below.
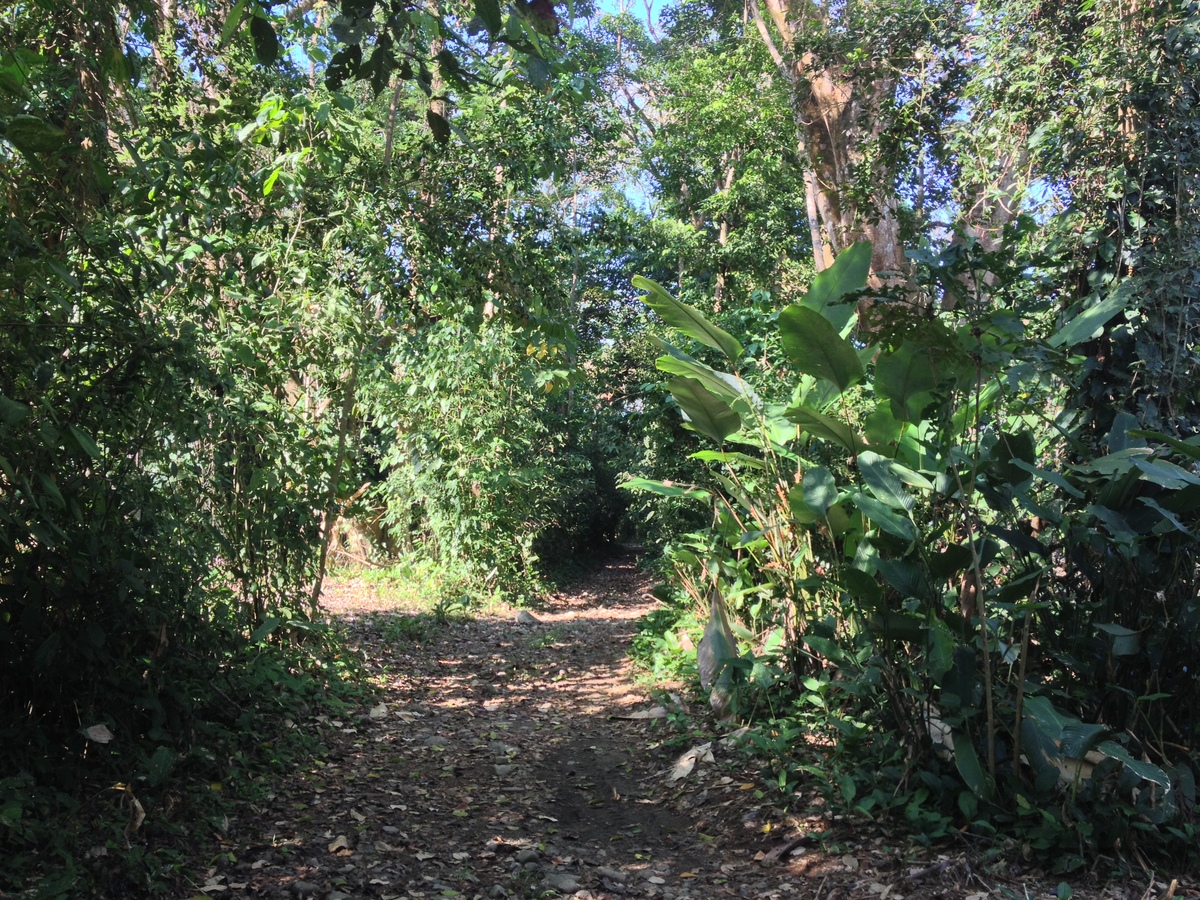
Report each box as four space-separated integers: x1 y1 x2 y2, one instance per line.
751 0 908 282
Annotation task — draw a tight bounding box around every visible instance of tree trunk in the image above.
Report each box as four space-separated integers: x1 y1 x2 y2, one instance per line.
752 0 908 283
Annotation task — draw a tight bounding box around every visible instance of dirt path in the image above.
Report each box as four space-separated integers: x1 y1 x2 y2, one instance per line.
190 552 1184 900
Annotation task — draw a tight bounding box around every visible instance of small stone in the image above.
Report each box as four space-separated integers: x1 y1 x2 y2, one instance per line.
489 886 509 899
423 735 447 748
596 866 627 883
541 872 581 894
292 881 319 897
494 764 517 776
514 848 541 864
326 893 352 900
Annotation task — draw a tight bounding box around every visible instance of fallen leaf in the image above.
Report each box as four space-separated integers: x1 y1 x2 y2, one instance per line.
667 742 713 783
327 834 353 853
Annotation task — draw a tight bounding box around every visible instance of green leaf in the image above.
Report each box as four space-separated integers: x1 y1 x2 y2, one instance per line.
784 404 862 453
473 0 504 34
620 478 711 500
67 425 101 460
654 342 745 403
1049 282 1132 348
778 305 864 393
953 731 991 799
874 342 938 421
249 616 281 644
427 108 451 144
0 395 29 425
803 466 837 514
1127 430 1200 462
250 14 279 65
220 0 248 46
3 114 66 155
851 492 916 541
1096 741 1172 790
787 483 821 524
691 450 765 469
1094 622 1141 657
634 276 742 362
1009 459 1085 498
800 241 872 333
858 451 914 512
667 377 741 442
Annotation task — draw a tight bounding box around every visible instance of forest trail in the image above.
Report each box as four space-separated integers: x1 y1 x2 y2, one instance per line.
191 552 1146 900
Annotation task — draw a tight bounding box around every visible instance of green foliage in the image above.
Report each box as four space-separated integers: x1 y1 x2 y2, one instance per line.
628 235 1200 868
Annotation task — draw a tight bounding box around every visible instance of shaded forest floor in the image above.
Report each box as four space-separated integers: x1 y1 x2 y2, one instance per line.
189 551 1194 900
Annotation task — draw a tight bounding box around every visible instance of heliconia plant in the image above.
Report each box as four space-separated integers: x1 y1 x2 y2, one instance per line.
626 238 1199 864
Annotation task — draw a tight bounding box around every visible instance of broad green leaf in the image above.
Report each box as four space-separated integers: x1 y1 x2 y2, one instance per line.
654 342 745 404
1049 283 1132 347
1127 429 1200 462
250 14 279 65
220 0 248 46
1095 622 1141 657
784 404 862 453
3 114 66 155
249 617 282 644
0 395 29 425
787 483 821 524
800 241 872 333
926 619 957 682
1139 496 1195 536
67 425 101 460
1096 741 1172 790
667 377 741 442
619 478 711 500
1059 721 1110 759
778 305 864 393
1133 457 1200 490
1009 459 1085 498
954 731 991 799
864 405 903 450
858 451 914 512
874 342 938 422
690 450 766 469
473 0 504 34
634 276 742 362
851 492 916 541
803 466 837 514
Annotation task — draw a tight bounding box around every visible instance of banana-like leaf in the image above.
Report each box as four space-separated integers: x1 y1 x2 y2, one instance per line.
785 403 863 454
787 483 821 524
1096 740 1173 792
858 451 915 512
778 305 864 394
655 340 746 404
634 276 743 362
1049 281 1133 348
852 492 916 541
800 240 872 334
667 377 741 442
620 478 712 500
875 342 938 422
803 465 837 514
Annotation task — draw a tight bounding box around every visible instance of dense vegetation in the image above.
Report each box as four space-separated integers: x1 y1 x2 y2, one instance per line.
2 0 1198 893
